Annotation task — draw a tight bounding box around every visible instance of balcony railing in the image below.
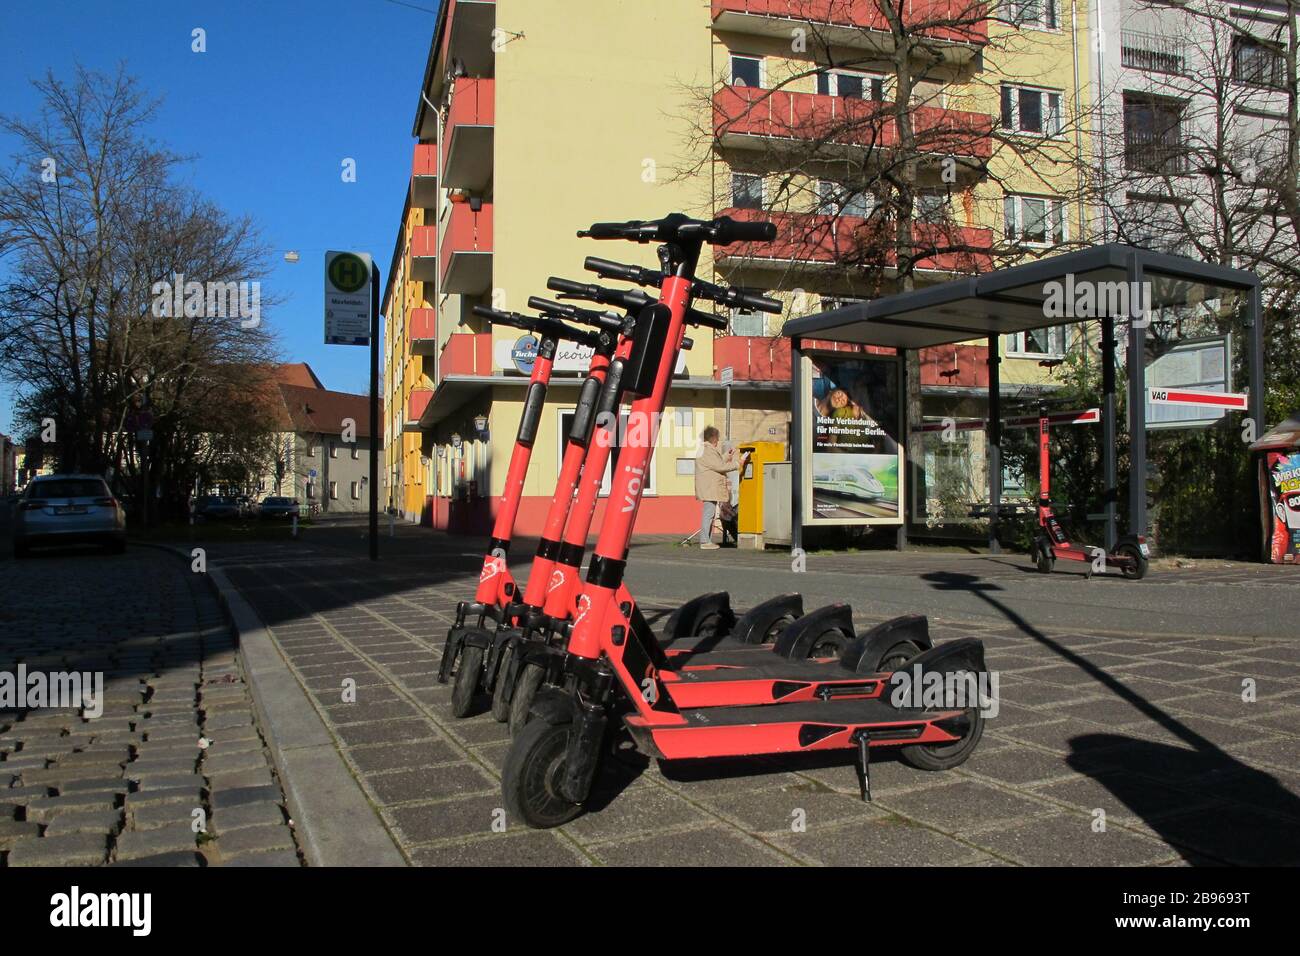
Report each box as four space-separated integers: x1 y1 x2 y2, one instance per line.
714 335 793 381
711 0 987 49
440 201 493 295
412 143 438 207
714 85 992 160
1120 31 1186 75
1124 141 1189 175
715 207 993 273
442 77 494 190
439 332 493 377
409 308 437 356
410 225 438 283
407 388 433 426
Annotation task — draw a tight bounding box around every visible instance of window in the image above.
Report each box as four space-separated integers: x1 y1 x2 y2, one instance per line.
731 172 764 210
351 481 360 500
1123 94 1186 174
306 442 315 458
329 441 337 459
1009 0 1057 29
730 307 766 336
1003 194 1067 246
1005 328 1067 359
915 190 951 224
1000 85 1062 136
816 69 885 101
818 180 876 218
351 445 359 460
306 482 315 499
730 54 763 89
556 409 657 497
1120 193 1188 255
1232 35 1286 89
329 481 338 500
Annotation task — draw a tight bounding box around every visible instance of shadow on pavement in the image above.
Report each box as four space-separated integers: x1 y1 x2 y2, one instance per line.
922 570 1300 866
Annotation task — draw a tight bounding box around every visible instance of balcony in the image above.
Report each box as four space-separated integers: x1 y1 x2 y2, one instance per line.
409 308 437 357
410 225 438 282
714 207 993 274
439 332 493 377
714 85 992 161
711 1 986 61
714 335 792 382
412 143 438 208
442 77 494 190
1120 31 1186 76
440 201 493 295
443 1 495 84
405 388 433 432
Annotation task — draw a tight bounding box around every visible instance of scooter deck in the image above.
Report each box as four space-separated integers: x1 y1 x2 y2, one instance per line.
660 655 886 708
626 698 968 760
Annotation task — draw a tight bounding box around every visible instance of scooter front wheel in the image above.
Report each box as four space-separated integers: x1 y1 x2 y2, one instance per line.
509 661 545 735
1032 541 1054 574
502 719 583 829
490 645 514 722
1116 542 1148 580
451 645 484 717
900 709 984 771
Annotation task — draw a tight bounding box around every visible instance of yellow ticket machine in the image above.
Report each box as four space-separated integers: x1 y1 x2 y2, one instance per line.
737 441 787 542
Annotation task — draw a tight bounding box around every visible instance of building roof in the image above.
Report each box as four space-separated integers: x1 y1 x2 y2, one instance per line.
273 363 326 390
277 384 384 441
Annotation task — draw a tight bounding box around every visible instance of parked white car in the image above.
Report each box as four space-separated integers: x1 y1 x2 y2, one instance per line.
13 474 127 558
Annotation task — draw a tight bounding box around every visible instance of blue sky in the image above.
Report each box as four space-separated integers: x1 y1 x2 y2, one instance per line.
0 0 439 435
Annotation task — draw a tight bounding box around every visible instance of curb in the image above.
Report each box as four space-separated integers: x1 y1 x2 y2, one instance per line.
134 541 406 867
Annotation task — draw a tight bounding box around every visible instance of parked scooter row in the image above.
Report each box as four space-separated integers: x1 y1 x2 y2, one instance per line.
438 213 988 828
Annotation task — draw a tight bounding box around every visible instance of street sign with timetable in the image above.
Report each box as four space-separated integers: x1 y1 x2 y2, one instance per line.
324 251 373 345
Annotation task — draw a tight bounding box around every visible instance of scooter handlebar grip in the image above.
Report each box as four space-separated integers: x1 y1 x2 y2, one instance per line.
712 217 777 245
546 277 591 297
583 256 642 281
472 305 526 329
734 290 784 315
687 309 729 332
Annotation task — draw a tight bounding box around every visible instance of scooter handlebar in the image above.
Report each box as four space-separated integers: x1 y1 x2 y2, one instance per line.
470 305 600 347
583 256 664 287
578 214 778 247
547 277 653 312
526 296 624 333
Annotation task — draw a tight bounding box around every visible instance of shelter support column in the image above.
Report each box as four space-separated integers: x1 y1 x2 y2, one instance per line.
1101 316 1118 551
1126 256 1148 539
987 336 1001 555
791 337 804 558
1247 283 1264 431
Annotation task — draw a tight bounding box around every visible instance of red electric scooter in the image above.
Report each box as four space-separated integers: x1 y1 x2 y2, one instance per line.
499 214 988 828
1030 404 1149 579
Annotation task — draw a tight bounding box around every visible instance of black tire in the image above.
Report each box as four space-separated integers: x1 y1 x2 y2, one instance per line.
900 709 984 771
502 718 583 829
489 645 514 723
509 661 545 736
876 640 921 674
1116 542 1148 580
762 613 797 645
694 612 722 638
1033 540 1054 574
805 627 850 659
450 645 484 718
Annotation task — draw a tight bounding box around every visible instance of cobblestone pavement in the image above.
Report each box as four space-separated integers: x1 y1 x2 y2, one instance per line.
198 524 1300 867
0 543 302 867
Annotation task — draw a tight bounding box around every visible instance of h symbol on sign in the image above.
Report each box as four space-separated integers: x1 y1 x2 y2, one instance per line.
336 260 363 286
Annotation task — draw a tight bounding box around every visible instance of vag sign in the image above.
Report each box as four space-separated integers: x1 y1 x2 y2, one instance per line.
511 335 539 374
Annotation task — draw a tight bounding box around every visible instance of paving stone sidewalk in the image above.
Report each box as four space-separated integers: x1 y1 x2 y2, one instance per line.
0 546 301 867
211 532 1300 867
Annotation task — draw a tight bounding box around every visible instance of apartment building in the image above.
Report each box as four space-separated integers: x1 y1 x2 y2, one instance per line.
1088 0 1295 255
383 0 1090 535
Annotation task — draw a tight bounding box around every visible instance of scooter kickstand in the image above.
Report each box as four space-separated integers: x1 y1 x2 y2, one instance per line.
852 730 872 802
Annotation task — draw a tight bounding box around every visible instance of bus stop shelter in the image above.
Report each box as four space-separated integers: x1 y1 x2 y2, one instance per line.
782 243 1264 553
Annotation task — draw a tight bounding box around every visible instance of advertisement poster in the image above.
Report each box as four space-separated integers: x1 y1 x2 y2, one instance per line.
1265 451 1300 563
804 353 903 525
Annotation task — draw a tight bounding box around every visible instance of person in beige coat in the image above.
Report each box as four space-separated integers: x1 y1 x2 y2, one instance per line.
695 426 748 550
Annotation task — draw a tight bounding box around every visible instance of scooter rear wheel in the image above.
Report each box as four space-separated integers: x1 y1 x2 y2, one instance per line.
502 719 582 829
490 645 514 722
900 709 984 771
806 627 851 659
451 645 484 718
1033 542 1054 574
509 661 545 735
876 640 922 673
1116 543 1148 580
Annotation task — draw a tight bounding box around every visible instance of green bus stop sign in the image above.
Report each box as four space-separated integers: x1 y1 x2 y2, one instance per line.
328 253 369 293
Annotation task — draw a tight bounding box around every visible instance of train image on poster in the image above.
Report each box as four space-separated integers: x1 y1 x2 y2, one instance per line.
801 352 904 525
